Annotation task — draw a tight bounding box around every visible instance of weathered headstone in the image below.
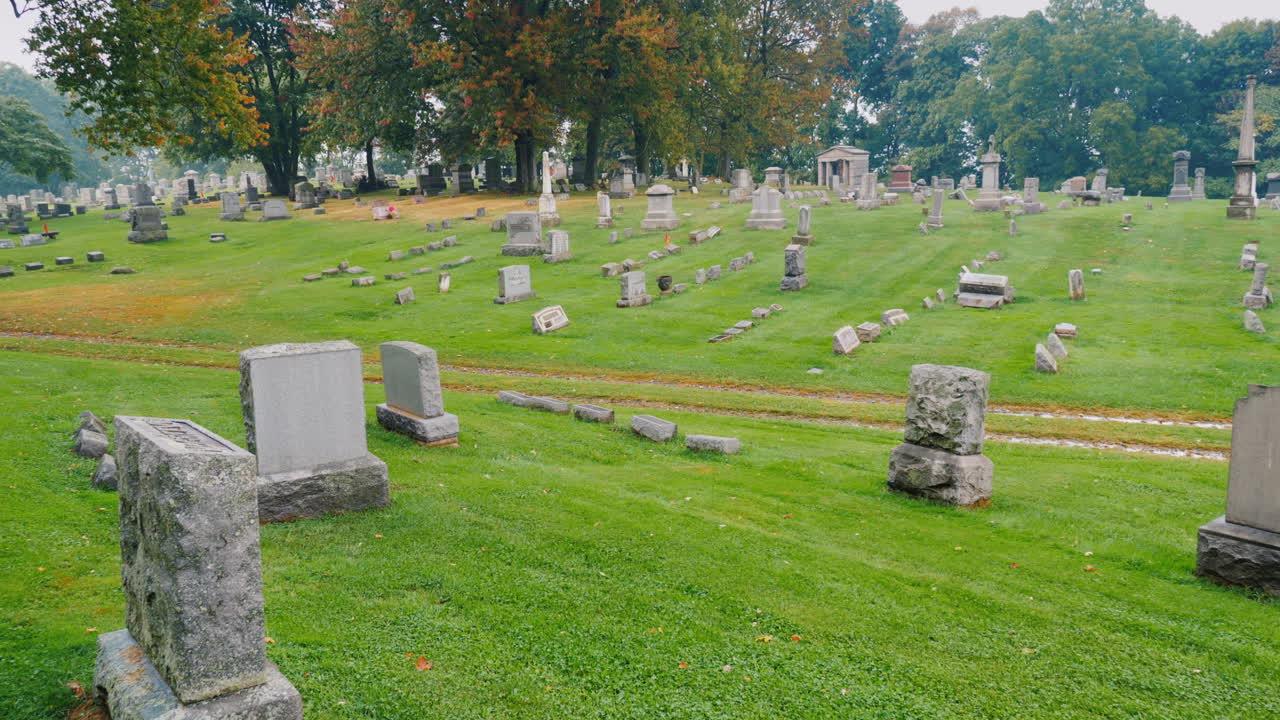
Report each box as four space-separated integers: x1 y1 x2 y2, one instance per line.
887 365 993 506
494 264 536 304
632 414 677 442
957 272 1012 309
95 416 302 719
686 435 741 454
1034 344 1059 373
126 205 168 243
596 192 613 228
219 191 245 221
792 205 814 245
780 243 807 291
617 270 652 308
502 211 542 256
1243 262 1273 309
375 341 459 445
744 186 786 230
640 184 679 230
543 230 572 263
1168 150 1193 202
259 199 291 221
1068 269 1085 301
1227 76 1259 220
1196 385 1280 595
832 326 860 355
238 341 389 522
927 187 944 228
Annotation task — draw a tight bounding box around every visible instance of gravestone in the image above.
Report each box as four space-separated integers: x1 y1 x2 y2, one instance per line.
532 305 570 334
957 272 1013 309
502 211 542 256
375 341 459 445
293 180 317 209
95 416 302 719
260 199 291 221
744 186 786 229
596 192 613 228
1034 344 1059 373
127 206 168 243
238 341 389 522
640 184 679 230
538 152 560 225
219 191 245 221
888 164 914 192
833 326 860 355
1197 385 1280 595
1227 76 1259 220
855 322 882 343
780 244 807 291
1068 269 1085 300
617 270 652 308
1243 263 1273 309
495 264 536 304
131 182 154 206
886 365 993 506
544 230 572 263
1168 151 1193 202
792 205 814 244
927 187 944 228
632 415 677 442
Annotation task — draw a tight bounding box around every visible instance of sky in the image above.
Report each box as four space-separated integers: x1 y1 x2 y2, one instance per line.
1 1 1278 72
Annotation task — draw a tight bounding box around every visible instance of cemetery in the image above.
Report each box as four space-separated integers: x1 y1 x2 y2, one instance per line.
2 1 1280 719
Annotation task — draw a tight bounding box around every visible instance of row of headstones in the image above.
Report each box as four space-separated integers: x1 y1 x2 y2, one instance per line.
496 390 741 453
90 339 459 717
1240 241 1272 332
709 303 785 344
0 251 107 276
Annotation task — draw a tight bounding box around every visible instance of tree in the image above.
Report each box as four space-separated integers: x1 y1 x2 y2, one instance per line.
293 0 439 184
0 63 110 193
18 0 264 157
0 95 73 181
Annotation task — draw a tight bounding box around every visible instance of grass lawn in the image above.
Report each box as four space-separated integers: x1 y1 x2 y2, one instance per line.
0 188 1275 417
2 352 1278 719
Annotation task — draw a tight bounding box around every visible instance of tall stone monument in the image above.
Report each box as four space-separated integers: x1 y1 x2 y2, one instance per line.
538 151 560 226
239 341 390 522
640 184 679 230
792 205 814 244
1228 75 1259 219
780 244 807 291
973 136 1003 211
1242 262 1273 310
886 365 993 506
375 341 459 446
596 192 613 228
1167 150 1192 202
94 416 302 719
1197 385 1280 595
927 186 944 228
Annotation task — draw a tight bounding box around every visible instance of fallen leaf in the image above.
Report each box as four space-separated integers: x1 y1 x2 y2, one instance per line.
1021 647 1037 655
415 656 432 671
755 634 774 643
790 634 802 642
67 680 85 699
678 661 689 670
264 636 275 645
782 513 793 520
36 566 45 572
84 627 97 634
1084 565 1097 573
1008 562 1020 570
721 664 733 673
374 533 383 539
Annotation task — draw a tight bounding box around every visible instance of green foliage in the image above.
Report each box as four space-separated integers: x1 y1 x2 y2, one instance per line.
0 64 108 193
0 95 73 183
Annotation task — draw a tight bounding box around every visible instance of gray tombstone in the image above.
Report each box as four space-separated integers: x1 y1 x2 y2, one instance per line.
543 230 572 263
1168 150 1193 202
219 191 245 221
744 186 786 229
376 341 459 445
95 416 302 719
640 184 679 230
259 199 291 221
1068 269 1085 301
927 187 944 228
887 365 993 506
494 264 536 304
792 205 814 244
502 211 542 256
832 326 860 355
1243 262 1273 309
126 205 168 243
1197 386 1280 595
238 341 389 522
617 270 652 308
780 243 807 291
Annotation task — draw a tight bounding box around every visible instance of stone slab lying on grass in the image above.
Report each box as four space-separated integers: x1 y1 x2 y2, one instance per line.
496 391 570 414
92 454 117 490
685 434 740 454
572 404 615 424
1053 323 1077 338
1034 343 1059 373
1045 332 1068 359
632 414 677 442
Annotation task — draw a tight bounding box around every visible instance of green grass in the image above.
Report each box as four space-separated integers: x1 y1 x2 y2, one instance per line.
0 189 1275 416
2 352 1278 719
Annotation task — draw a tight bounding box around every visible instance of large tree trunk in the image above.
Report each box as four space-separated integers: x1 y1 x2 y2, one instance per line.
633 122 650 176
257 145 296 197
584 114 602 187
364 140 376 182
515 133 535 193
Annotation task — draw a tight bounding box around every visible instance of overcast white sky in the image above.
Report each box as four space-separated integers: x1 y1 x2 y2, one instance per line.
1 1 1278 72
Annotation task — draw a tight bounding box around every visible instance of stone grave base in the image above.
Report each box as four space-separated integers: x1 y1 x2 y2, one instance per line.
256 454 389 523
956 293 1004 309
95 630 302 720
376 404 459 445
1196 516 1280 596
640 218 679 231
127 231 168 243
971 197 1002 212
493 292 536 305
617 294 653 308
780 276 808 291
219 213 245 221
745 216 785 230
1227 204 1257 220
887 442 992 507
500 244 543 257
791 234 813 245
